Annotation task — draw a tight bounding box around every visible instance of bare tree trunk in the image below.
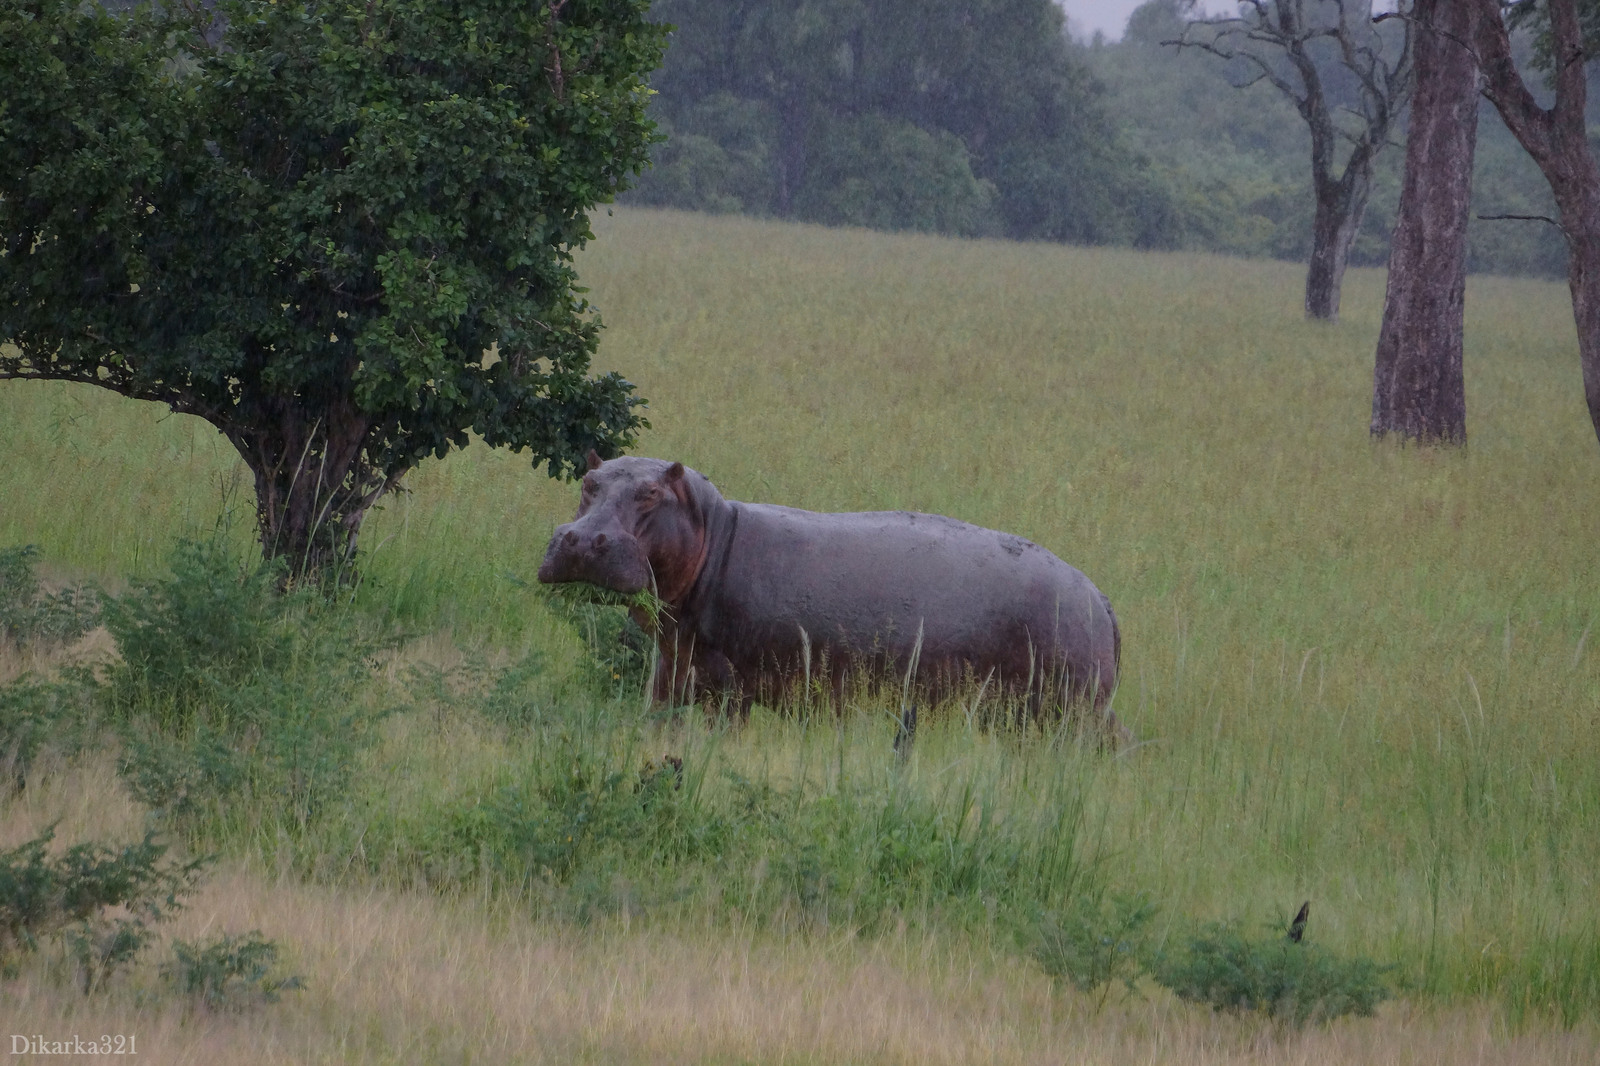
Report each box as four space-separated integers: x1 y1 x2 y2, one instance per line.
1474 0 1600 449
775 89 808 217
1559 191 1600 445
1306 168 1371 321
1370 0 1478 443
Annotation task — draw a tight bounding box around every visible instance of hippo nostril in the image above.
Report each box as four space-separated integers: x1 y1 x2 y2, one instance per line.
594 533 609 551
563 530 578 547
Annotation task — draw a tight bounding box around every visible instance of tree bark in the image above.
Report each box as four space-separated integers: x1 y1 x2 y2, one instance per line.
222 343 390 583
1370 0 1478 443
1306 165 1372 321
1473 0 1600 449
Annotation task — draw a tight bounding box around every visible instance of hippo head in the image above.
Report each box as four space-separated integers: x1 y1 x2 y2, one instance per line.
536 452 709 605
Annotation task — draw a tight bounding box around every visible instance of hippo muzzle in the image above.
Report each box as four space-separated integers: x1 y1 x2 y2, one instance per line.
536 517 653 594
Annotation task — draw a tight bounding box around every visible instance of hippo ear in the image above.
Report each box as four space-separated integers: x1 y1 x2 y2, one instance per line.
586 449 604 472
664 461 685 483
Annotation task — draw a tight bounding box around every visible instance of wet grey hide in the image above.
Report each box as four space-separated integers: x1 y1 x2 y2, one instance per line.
537 453 1125 739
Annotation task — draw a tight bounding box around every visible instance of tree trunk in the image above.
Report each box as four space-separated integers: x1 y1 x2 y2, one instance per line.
1558 187 1600 446
222 357 386 583
775 89 808 217
1370 0 1478 443
1474 0 1600 449
1305 170 1370 321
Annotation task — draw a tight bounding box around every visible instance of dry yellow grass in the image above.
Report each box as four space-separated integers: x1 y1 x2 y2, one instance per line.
2 757 1597 1065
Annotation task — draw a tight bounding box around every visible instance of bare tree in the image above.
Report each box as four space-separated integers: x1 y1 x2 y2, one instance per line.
1471 0 1600 449
1170 1 1414 321
1370 0 1480 444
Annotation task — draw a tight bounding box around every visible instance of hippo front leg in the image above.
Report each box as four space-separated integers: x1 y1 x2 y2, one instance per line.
650 646 698 706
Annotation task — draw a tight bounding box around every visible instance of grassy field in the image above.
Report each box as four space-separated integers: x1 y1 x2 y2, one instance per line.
3 207 1599 1061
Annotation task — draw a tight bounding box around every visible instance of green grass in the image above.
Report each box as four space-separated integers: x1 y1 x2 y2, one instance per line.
4 207 1600 1029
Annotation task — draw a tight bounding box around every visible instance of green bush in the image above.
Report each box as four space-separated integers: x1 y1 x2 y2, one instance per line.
1151 918 1393 1028
0 545 99 649
103 536 394 833
101 538 329 721
0 827 207 991
1031 892 1158 1007
162 931 303 1011
430 720 723 894
0 674 96 793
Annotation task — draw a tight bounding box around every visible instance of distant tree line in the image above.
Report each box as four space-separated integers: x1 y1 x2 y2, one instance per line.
1104 0 1571 281
629 0 1574 282
626 0 1178 245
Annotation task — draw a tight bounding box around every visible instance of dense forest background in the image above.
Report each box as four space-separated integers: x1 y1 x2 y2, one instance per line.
626 0 1574 279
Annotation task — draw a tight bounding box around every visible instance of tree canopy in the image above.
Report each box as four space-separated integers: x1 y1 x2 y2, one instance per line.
1 0 667 575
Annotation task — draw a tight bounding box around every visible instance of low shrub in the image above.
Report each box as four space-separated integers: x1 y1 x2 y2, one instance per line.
1031 892 1159 1007
541 584 656 698
1150 917 1393 1028
428 721 724 895
162 931 303 1010
0 545 99 649
0 827 208 992
103 536 396 834
0 674 96 792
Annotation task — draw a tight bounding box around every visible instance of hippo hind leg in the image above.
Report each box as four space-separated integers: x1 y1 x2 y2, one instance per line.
1072 663 1131 748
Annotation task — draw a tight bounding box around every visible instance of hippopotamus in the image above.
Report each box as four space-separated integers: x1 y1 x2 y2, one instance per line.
537 453 1125 739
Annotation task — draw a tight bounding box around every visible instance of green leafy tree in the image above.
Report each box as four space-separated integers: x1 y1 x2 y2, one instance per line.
1 0 667 576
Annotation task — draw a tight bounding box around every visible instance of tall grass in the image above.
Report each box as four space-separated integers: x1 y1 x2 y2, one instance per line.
4 207 1600 1041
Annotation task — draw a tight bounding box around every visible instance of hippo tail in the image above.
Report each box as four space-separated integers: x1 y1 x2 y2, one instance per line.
1097 589 1128 745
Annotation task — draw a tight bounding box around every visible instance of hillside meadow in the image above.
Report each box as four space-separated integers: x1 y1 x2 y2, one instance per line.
2 207 1599 1062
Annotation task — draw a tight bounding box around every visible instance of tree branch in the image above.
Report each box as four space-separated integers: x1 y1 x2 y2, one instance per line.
1477 212 1564 228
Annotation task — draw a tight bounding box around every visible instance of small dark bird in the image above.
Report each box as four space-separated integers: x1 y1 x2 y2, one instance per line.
1287 900 1310 943
894 703 918 760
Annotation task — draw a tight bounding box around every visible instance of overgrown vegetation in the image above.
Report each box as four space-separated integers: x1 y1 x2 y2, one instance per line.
1030 892 1159 1008
324 645 1110 939
102 536 396 834
0 544 99 649
4 209 1600 1056
0 675 95 794
0 827 206 991
0 546 99 791
1150 918 1393 1028
162 931 304 1011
